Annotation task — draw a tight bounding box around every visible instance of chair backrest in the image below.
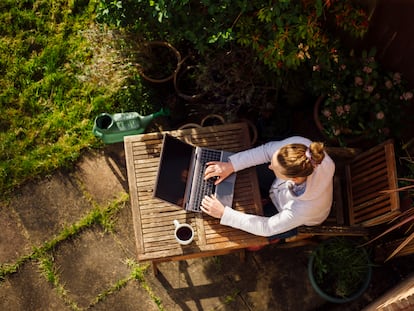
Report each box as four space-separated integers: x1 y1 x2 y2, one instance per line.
292 141 399 239
346 140 400 226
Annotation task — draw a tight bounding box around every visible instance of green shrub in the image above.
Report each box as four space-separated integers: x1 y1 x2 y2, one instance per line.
94 0 371 119
96 0 253 54
96 0 370 72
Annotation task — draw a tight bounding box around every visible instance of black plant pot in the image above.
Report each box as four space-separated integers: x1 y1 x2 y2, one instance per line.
308 238 372 304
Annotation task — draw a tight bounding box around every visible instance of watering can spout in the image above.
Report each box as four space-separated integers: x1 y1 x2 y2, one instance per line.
152 107 170 119
139 107 170 131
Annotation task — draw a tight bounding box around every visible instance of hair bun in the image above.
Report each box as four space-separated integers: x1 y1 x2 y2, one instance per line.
309 142 325 164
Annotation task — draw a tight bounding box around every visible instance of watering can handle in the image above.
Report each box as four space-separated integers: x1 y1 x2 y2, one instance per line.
94 131 103 138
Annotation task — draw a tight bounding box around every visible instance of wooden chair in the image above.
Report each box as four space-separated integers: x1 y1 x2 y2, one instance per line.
345 140 400 226
292 140 401 240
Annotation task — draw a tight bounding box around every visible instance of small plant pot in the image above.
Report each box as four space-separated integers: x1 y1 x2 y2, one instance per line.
308 237 372 304
174 64 205 102
200 114 225 127
136 41 181 84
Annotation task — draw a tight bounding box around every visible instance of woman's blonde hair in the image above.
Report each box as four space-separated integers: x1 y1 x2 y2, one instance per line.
276 142 325 177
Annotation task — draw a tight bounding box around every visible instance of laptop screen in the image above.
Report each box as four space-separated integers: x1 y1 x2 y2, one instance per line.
154 135 194 207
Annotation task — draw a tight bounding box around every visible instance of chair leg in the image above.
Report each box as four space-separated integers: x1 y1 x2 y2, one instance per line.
239 249 246 263
152 262 158 276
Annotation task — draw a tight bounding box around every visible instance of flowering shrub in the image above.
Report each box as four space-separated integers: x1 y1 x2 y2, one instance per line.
236 0 369 73
97 0 370 73
312 48 413 145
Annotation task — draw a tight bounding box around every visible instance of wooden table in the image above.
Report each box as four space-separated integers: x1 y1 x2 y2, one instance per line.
124 122 268 273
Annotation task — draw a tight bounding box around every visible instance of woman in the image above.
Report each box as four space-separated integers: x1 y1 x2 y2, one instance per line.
201 136 335 237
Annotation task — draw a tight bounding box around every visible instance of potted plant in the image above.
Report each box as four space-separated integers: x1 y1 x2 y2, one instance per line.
135 41 182 83
308 237 372 303
311 48 413 146
173 56 205 102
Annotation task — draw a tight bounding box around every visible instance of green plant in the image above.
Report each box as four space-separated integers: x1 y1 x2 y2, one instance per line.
37 253 79 309
194 47 279 118
96 1 369 72
235 0 369 73
94 0 372 122
312 48 414 145
224 289 241 304
310 237 372 300
363 207 414 262
92 276 130 306
96 0 248 54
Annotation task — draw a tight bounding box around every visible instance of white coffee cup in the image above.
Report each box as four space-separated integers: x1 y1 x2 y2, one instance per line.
173 219 194 245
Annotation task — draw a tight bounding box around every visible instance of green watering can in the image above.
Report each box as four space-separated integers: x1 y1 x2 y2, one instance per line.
92 107 169 144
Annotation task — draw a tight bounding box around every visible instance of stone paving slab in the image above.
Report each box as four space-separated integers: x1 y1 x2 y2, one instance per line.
8 171 93 247
246 245 325 310
153 256 251 311
0 204 31 264
53 227 132 309
73 147 127 206
112 201 139 259
91 280 161 311
147 248 325 311
0 261 71 311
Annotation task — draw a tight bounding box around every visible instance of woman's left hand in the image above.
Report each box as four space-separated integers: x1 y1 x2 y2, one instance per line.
200 194 225 218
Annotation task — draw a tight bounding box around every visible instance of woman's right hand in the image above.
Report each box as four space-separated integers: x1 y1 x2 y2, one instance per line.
203 161 235 185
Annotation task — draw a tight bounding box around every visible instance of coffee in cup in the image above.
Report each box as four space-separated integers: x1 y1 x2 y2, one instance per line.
173 219 194 245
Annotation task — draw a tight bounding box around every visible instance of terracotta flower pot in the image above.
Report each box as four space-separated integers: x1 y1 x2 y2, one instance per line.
136 41 181 84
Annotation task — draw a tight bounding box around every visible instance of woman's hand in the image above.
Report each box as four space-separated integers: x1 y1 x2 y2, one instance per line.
204 161 234 185
200 194 225 218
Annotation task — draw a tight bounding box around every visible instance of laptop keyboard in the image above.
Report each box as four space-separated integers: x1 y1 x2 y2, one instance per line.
189 149 222 212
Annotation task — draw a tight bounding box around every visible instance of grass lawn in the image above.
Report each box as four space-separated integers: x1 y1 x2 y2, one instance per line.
0 1 152 195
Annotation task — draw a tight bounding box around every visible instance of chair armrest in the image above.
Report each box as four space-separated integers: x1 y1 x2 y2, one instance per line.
297 225 369 236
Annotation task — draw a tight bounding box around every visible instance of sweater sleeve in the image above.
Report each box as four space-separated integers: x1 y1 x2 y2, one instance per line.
220 205 307 237
229 136 312 172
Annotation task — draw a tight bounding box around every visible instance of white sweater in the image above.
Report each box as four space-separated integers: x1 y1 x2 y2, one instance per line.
220 136 335 237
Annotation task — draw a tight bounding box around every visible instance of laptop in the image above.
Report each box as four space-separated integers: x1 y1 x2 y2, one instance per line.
153 134 236 212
